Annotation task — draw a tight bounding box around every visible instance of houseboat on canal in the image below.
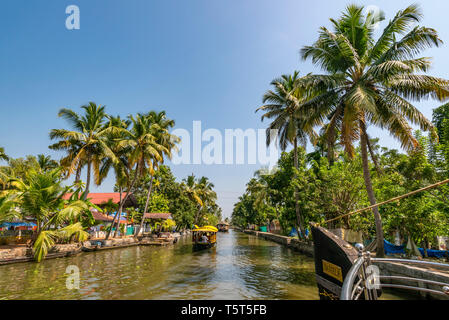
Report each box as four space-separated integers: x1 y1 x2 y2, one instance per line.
217 221 229 232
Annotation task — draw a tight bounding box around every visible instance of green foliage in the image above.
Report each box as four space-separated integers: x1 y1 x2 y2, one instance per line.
0 193 20 223
132 165 220 230
1 103 220 260
49 102 118 190
233 130 449 247
0 147 9 162
309 155 369 230
2 169 97 261
33 223 88 262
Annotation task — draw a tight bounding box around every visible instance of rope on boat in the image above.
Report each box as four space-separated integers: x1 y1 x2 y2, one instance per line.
318 178 449 226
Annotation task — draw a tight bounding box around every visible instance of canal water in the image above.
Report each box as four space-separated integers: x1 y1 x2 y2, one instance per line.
0 230 404 300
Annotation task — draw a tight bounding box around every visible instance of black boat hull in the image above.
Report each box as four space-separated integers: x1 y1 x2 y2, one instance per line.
311 224 359 300
193 242 216 250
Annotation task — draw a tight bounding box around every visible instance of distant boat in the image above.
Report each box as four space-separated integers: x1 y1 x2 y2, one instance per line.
216 221 229 232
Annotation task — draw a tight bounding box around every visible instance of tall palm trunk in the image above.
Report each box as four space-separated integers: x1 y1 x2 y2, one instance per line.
107 164 140 239
113 175 138 238
106 187 122 239
360 128 385 257
194 206 203 225
31 220 41 246
293 136 306 240
366 136 383 176
84 160 92 200
75 163 82 183
138 175 154 236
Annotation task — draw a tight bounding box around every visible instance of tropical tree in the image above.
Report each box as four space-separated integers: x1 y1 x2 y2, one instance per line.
98 113 164 237
6 156 40 180
181 174 217 224
180 175 202 226
0 193 20 223
299 4 449 256
0 167 13 192
0 147 9 162
97 115 132 239
139 111 178 235
37 154 58 172
10 169 94 261
181 175 217 226
49 102 117 196
133 165 197 230
257 71 320 238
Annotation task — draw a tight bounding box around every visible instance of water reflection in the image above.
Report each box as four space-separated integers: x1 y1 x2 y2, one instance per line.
0 230 404 300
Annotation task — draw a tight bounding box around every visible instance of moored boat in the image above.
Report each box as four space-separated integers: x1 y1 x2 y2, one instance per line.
216 221 229 232
311 223 449 300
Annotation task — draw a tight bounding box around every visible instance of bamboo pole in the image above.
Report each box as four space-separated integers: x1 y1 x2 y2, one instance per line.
320 178 449 226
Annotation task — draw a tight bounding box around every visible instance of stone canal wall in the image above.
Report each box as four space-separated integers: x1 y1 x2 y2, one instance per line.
239 229 314 257
0 233 187 265
375 261 449 300
0 243 83 265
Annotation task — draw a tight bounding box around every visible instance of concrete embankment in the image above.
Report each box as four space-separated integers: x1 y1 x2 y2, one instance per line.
0 232 189 265
375 260 449 300
0 243 82 265
236 228 314 257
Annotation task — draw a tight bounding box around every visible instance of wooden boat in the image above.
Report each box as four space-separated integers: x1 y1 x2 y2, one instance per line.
192 225 217 250
216 222 229 232
311 223 449 300
311 223 362 300
81 242 139 252
139 241 170 246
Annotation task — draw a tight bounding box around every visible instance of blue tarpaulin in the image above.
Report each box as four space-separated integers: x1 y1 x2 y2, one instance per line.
384 240 406 255
418 248 449 259
288 227 309 238
0 222 36 228
384 239 449 258
289 227 298 237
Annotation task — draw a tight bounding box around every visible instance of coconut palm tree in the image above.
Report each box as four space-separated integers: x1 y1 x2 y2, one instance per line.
0 167 14 193
49 102 117 196
181 175 217 225
299 4 449 256
257 71 320 238
97 115 133 239
139 111 179 235
99 113 165 237
0 193 20 223
181 174 203 226
10 169 93 261
0 147 9 162
58 141 85 182
37 154 58 172
246 176 268 211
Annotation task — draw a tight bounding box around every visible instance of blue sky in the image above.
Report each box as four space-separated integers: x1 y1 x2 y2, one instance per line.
1 0 449 218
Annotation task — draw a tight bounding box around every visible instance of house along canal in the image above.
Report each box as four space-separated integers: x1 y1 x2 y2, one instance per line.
0 230 407 299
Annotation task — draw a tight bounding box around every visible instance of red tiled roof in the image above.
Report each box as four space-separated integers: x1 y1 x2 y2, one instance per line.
62 193 135 206
91 211 113 222
143 213 172 220
91 210 128 224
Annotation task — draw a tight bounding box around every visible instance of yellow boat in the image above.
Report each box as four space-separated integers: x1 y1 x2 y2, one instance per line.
192 225 217 250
